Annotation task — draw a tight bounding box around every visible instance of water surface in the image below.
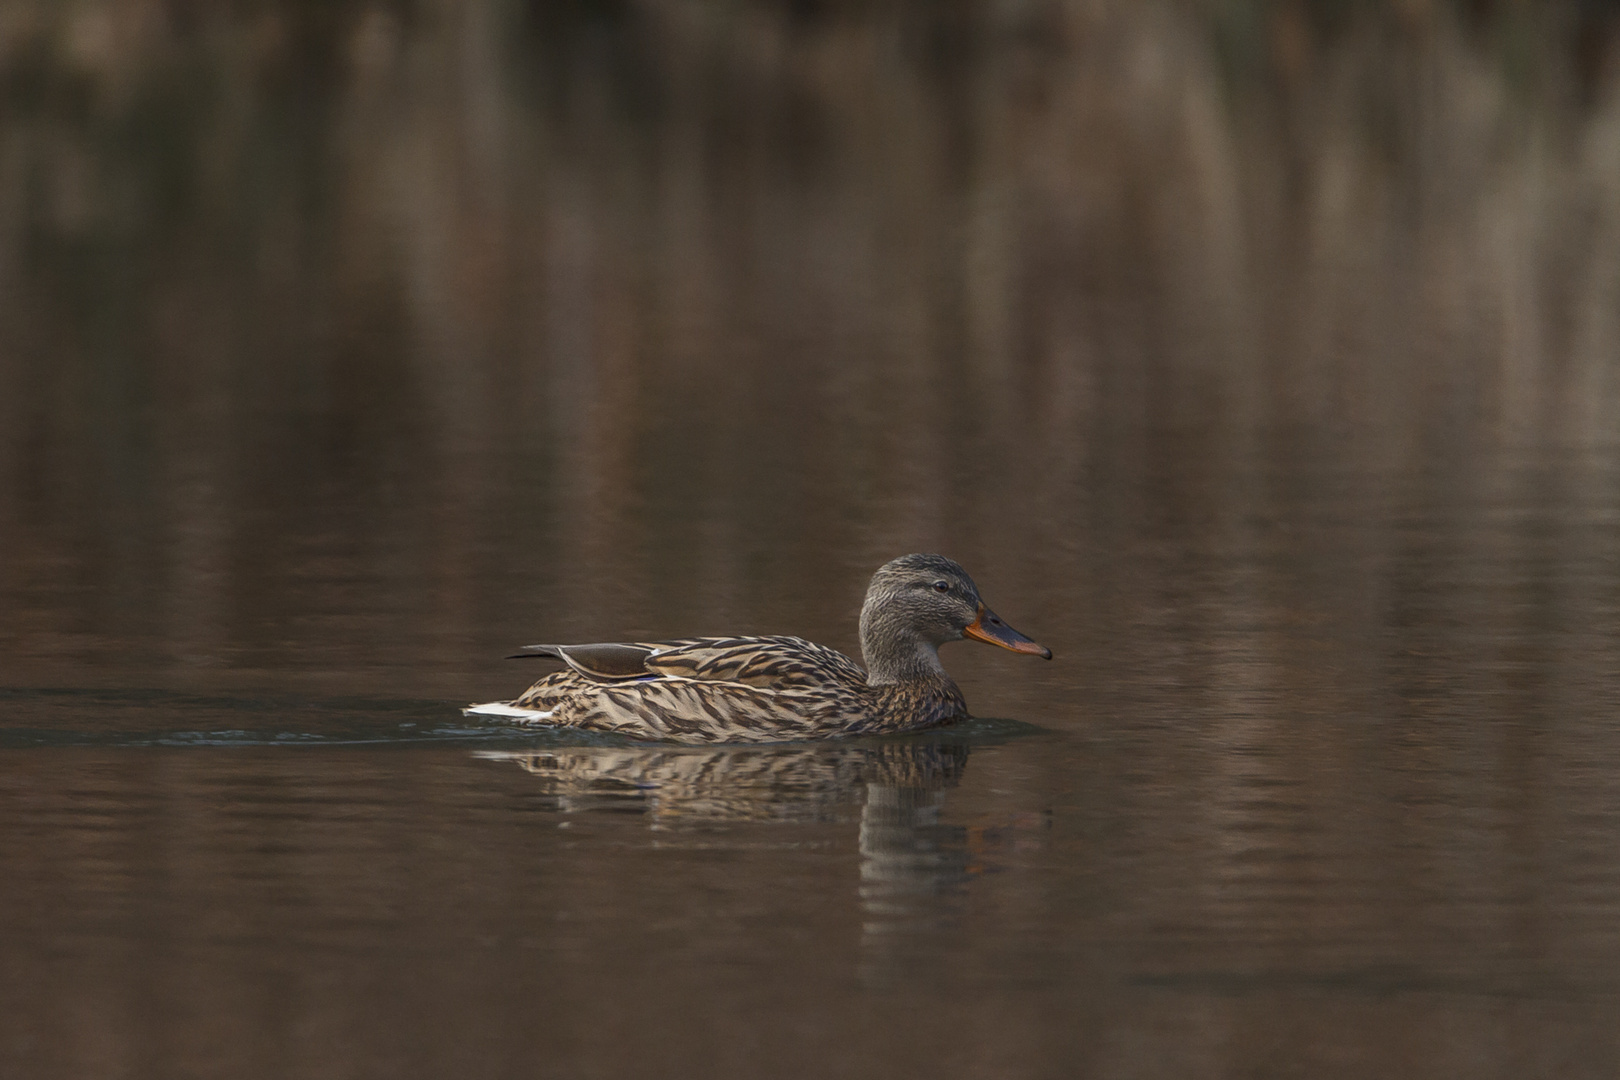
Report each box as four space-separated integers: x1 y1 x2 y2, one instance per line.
5 2 1620 1077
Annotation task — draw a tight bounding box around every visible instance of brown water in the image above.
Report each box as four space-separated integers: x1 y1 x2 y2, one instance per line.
5 2 1620 1077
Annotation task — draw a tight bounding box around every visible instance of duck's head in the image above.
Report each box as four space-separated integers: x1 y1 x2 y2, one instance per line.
858 553 1051 685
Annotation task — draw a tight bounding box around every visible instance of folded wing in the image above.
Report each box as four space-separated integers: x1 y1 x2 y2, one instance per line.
508 636 868 691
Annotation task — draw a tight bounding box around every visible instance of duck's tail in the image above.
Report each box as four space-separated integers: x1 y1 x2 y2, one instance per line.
463 701 555 721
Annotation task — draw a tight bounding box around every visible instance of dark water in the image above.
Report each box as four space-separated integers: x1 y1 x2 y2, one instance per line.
6 2 1620 1077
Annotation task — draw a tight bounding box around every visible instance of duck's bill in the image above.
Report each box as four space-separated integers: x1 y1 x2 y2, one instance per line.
963 605 1053 659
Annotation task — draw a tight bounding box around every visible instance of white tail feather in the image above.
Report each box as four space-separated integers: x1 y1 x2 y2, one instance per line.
463 702 555 721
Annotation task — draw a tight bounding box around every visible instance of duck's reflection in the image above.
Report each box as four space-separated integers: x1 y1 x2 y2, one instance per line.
476 738 997 980
478 740 969 825
859 783 967 921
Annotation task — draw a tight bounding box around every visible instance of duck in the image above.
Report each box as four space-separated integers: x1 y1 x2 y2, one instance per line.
464 553 1051 743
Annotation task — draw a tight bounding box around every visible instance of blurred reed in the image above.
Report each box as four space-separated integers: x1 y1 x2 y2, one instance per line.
0 0 1616 692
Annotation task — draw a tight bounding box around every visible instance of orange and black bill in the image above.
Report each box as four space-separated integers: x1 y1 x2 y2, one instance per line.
963 604 1052 659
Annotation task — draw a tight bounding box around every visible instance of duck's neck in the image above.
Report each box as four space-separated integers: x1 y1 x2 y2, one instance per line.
861 629 955 689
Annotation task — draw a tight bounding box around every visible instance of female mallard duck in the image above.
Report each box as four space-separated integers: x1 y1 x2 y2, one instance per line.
465 553 1050 743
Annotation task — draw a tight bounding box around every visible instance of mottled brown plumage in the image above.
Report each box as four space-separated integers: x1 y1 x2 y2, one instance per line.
465 554 1050 743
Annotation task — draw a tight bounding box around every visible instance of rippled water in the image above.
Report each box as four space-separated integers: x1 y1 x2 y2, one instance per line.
6 2 1620 1077
9 443 1620 1078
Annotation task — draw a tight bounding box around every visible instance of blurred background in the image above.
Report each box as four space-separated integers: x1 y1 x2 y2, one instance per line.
3 0 1618 699
6 2 1620 1078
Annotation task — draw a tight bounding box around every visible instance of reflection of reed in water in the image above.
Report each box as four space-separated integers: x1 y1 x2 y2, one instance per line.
477 740 968 825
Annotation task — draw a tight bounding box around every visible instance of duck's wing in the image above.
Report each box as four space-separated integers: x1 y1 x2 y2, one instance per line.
640 636 868 690
507 642 678 680
506 636 867 691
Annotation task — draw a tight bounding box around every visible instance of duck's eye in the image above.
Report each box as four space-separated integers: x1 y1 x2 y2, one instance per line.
931 580 950 593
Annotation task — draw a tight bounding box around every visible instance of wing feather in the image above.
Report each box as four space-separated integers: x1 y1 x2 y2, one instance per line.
642 636 866 690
